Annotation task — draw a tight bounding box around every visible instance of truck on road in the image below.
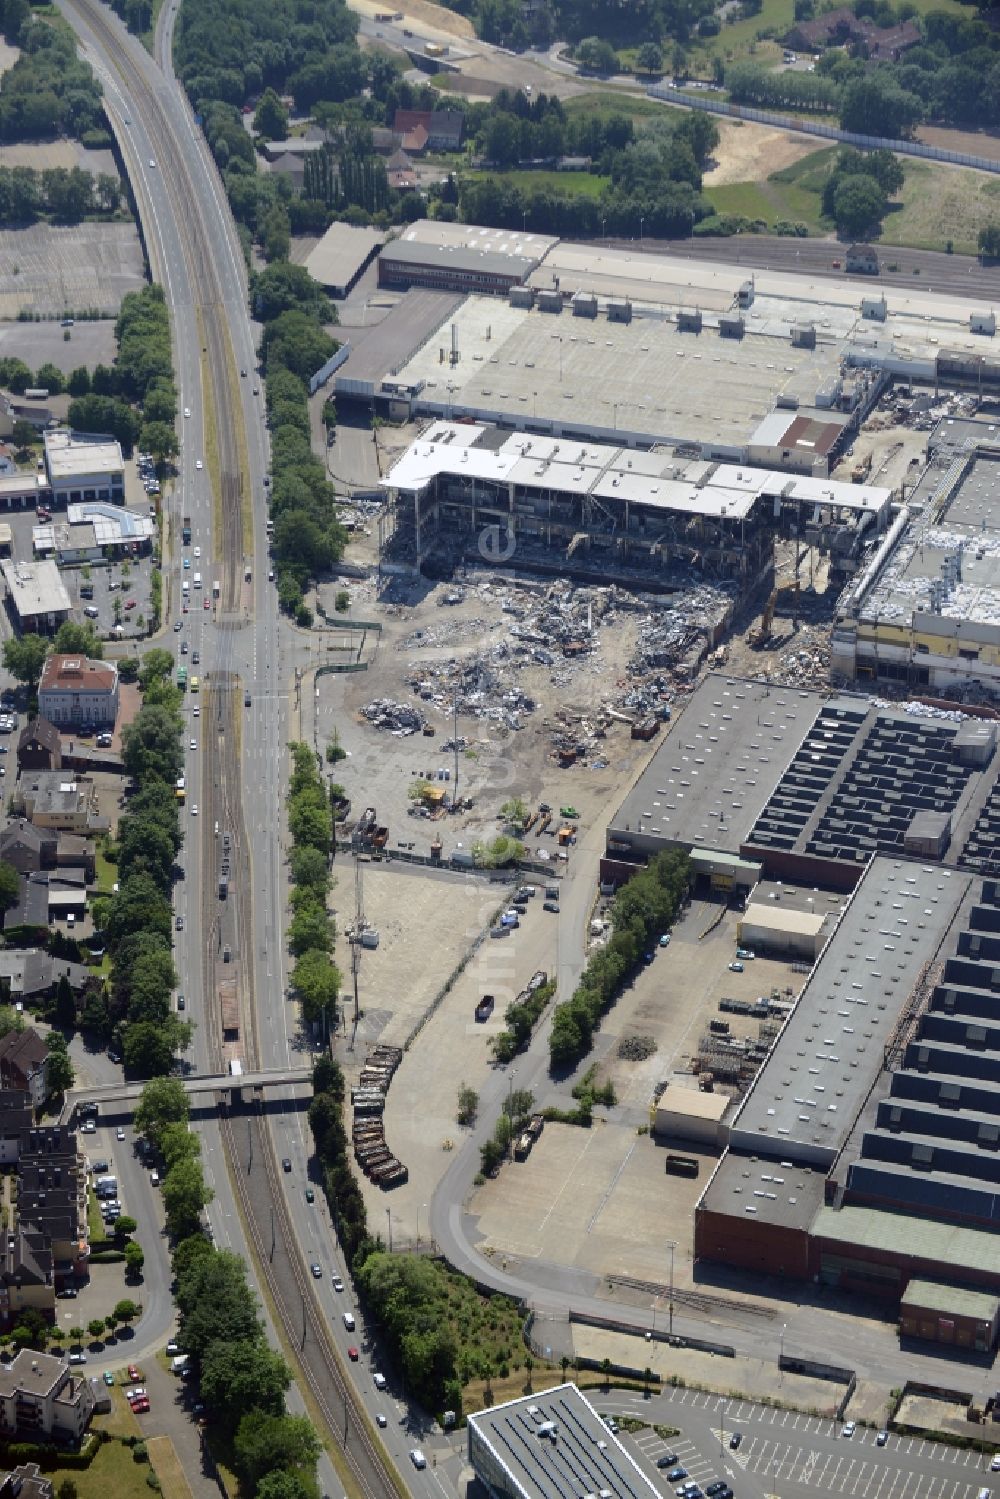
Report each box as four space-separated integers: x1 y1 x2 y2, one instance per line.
182 516 192 545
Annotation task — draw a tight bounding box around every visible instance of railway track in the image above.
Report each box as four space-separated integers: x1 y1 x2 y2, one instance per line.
58 7 401 1497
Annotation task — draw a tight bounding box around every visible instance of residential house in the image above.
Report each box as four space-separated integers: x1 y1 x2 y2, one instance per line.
392 108 464 152
16 771 99 833
0 1029 48 1109
3 874 49 936
0 1351 95 1442
38 655 119 729
371 126 402 154
18 1133 89 1283
386 148 419 191
0 1462 55 1499
266 152 307 188
785 8 920 57
0 821 95 882
0 952 92 1007
17 718 62 772
0 1090 35 1165
0 1226 54 1329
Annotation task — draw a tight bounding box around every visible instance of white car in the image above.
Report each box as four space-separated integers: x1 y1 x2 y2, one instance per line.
190 738 197 750
991 1456 1000 1472
195 460 203 470
148 158 156 168
192 804 198 816
841 1421 856 1439
183 407 190 418
193 546 201 559
373 1372 387 1390
116 1127 125 1141
332 1276 344 1292
375 1413 387 1428
192 706 200 718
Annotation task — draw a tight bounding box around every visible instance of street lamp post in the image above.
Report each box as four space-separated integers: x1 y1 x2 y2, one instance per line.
779 1322 786 1378
507 1068 517 1158
668 1240 676 1338
640 216 645 245
386 1207 392 1253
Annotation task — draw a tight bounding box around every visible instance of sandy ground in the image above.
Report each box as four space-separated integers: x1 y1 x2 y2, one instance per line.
703 119 820 187
350 0 475 41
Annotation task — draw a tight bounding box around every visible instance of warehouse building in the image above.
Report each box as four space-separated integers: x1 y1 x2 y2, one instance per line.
33 502 154 563
467 1383 661 1499
378 221 555 296
899 1280 1000 1352
736 900 830 960
304 223 383 298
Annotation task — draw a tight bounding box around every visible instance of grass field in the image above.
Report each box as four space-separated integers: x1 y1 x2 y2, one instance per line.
49 1437 152 1499
464 168 610 197
706 144 836 229
563 90 674 126
148 1435 194 1499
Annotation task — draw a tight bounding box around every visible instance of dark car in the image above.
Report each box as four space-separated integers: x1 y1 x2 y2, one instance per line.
707 1484 730 1497
543 901 560 913
310 1262 322 1278
282 1158 292 1172
305 1187 315 1203
656 1454 679 1470
729 1431 742 1450
667 1469 687 1484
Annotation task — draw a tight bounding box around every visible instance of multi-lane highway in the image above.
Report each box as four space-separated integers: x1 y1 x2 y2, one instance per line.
57 2 406 1494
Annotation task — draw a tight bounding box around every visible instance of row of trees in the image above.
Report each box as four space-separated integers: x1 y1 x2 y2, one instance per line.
63 285 178 461
0 165 121 227
470 88 636 169
96 651 191 1077
446 0 716 50
252 262 347 616
308 1054 370 1271
286 741 341 1035
549 848 690 1069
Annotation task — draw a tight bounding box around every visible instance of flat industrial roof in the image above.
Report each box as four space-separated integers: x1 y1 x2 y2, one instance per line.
393 218 557 261
902 1278 1000 1319
44 430 122 480
813 1203 1000 1280
730 858 972 1167
697 1150 828 1232
1 558 71 617
610 674 827 852
382 240 536 280
656 1084 729 1122
389 293 844 448
304 223 383 292
741 902 828 937
467 1383 661 1499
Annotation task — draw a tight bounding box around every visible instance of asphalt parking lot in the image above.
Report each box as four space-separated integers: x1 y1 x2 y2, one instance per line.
601 1388 1000 1499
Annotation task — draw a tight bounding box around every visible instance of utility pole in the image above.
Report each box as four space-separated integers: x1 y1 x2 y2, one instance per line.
452 690 459 808
349 855 363 1049
668 1240 676 1339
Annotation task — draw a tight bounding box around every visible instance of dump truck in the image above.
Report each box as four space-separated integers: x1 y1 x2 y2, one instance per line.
182 515 192 545
513 1132 534 1162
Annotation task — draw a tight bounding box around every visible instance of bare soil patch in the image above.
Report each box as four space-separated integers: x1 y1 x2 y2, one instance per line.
704 118 821 186
917 124 1000 164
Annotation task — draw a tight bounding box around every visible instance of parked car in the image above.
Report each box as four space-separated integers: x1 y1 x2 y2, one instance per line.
841 1421 856 1439
728 961 744 973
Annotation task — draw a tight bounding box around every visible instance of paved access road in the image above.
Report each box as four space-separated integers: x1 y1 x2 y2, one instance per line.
594 1388 997 1499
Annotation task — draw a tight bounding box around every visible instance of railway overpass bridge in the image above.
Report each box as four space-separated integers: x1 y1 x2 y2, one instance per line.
61 1066 314 1125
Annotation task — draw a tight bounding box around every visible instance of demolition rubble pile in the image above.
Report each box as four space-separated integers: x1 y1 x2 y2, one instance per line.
361 698 426 734
762 625 833 690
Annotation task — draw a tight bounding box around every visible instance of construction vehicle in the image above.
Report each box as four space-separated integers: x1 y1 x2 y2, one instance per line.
851 452 873 482
749 590 777 648
513 1132 534 1162
182 515 192 545
536 811 552 837
522 808 538 834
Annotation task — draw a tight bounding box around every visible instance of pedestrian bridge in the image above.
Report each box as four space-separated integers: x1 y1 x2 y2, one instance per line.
61 1066 314 1124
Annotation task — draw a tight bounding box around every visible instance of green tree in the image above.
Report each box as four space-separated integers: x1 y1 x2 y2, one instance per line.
457 1083 478 1127
575 36 618 73
45 1032 74 1095
253 88 289 141
122 1015 191 1077
832 173 887 238
2 633 47 685
201 1337 292 1423
124 1241 145 1275
636 41 663 74
121 703 184 783
0 1005 24 1040
54 973 76 1029
162 1156 214 1239
290 948 341 1024
87 1318 105 1341
113 1215 138 1242
234 1412 321 1490
53 620 103 659
254 1475 315 1499
177 1249 261 1357
0 860 20 914
140 420 179 462
135 1076 190 1145
499 796 527 829
979 222 1000 259
114 1299 141 1327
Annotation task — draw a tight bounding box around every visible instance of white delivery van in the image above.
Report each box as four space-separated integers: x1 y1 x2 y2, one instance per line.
193 572 202 589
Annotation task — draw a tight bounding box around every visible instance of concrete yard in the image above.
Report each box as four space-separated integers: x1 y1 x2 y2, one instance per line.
0 223 145 318
0 317 118 372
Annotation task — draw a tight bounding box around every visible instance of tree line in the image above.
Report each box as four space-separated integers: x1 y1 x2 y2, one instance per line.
63 284 178 462
0 165 122 226
549 848 690 1069
252 261 347 616
441 0 716 50
286 741 341 1033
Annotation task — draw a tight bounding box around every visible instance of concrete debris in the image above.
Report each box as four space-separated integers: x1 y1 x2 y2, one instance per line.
361 698 426 734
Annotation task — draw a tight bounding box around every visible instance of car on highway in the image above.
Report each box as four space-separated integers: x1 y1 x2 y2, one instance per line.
175 915 184 931
190 738 197 750
181 641 189 655
310 1263 322 1278
192 651 200 664
183 407 190 418
992 1455 1000 1471
193 546 201 558
174 620 182 631
148 158 155 168
204 597 211 609
195 459 203 470
116 1127 125 1141
373 1372 387 1390
305 1187 315 1203
183 558 190 570
348 1346 359 1361
192 804 198 816
282 1157 292 1172
332 1276 344 1292
192 705 200 717
841 1421 856 1438
342 1312 355 1330
375 1413 387 1428
409 1450 426 1470
728 961 744 972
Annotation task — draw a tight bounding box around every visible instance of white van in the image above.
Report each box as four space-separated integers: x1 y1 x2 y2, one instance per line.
182 580 190 594
342 1311 355 1331
409 1450 427 1470
193 572 202 589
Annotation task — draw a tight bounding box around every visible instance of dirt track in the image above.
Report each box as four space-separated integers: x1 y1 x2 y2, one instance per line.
703 118 820 185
